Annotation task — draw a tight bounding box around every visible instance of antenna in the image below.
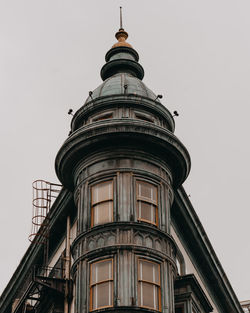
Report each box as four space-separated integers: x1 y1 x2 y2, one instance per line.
120 6 123 30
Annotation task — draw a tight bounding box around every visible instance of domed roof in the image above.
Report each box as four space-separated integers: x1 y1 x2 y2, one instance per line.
85 73 157 103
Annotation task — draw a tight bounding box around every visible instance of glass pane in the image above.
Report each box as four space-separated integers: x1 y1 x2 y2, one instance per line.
137 181 157 202
137 201 156 224
175 308 184 313
93 201 113 226
139 260 159 284
138 282 159 310
92 181 113 205
91 260 112 284
91 282 113 309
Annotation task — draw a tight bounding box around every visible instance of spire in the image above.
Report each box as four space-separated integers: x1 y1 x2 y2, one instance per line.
120 6 123 29
112 7 132 48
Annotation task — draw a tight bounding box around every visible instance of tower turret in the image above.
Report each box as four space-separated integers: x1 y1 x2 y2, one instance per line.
55 18 191 313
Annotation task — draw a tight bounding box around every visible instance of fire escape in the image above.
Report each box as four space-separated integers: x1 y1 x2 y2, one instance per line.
12 180 72 313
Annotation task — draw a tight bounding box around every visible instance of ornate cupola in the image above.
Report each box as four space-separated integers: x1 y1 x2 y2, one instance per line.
56 21 190 190
55 9 191 313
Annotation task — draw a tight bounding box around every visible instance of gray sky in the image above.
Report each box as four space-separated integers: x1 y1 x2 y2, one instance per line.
0 0 249 301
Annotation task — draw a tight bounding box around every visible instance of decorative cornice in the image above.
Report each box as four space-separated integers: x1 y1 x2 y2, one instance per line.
171 187 243 313
55 120 191 189
175 274 213 313
71 221 176 253
71 244 177 276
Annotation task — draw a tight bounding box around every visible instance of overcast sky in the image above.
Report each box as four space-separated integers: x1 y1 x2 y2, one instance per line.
0 0 249 302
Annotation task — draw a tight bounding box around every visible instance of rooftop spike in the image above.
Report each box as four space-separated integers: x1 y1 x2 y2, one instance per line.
120 6 123 30
112 7 132 48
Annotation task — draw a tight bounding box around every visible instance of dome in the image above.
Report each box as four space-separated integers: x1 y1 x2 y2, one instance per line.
85 73 157 103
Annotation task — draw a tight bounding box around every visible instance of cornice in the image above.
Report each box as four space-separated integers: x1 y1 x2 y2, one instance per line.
171 186 243 313
71 244 177 276
71 221 176 251
175 274 213 313
55 119 191 189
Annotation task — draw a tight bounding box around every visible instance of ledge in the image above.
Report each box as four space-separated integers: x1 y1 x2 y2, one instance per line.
71 94 175 132
55 120 191 189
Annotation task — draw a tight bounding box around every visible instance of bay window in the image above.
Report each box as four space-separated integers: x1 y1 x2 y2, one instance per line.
138 259 161 311
90 259 113 310
136 180 158 225
91 180 113 226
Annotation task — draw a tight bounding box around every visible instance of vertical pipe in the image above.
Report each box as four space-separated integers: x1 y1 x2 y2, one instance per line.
64 215 71 313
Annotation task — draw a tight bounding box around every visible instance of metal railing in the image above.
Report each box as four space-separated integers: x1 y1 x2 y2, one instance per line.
29 180 61 244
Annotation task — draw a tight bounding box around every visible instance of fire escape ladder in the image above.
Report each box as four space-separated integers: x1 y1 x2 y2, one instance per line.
12 266 73 313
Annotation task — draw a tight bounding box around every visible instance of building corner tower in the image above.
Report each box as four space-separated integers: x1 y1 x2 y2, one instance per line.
55 24 190 313
0 19 244 313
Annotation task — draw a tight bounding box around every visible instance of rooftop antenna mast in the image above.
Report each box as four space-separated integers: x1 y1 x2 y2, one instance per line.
120 6 123 30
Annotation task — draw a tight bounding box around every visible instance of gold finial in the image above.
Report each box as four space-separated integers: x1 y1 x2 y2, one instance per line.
112 7 132 48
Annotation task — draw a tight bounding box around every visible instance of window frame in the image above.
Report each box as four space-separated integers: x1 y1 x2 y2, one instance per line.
134 110 155 123
175 304 185 313
91 111 114 122
137 258 161 311
89 258 114 311
90 179 114 227
136 179 159 226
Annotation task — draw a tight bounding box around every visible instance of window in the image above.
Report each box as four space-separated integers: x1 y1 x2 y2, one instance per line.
91 180 113 226
176 251 185 276
135 113 154 123
136 180 158 225
138 259 161 311
90 259 113 310
175 305 184 313
92 112 113 122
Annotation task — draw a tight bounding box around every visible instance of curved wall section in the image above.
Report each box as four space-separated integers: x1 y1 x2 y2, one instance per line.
71 226 177 313
74 151 174 234
70 151 177 313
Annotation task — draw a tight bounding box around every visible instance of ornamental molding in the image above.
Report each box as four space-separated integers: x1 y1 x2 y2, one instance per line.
56 119 191 188
71 94 175 131
71 222 177 266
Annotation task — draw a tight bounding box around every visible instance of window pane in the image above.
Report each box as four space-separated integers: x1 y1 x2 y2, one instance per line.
94 113 113 121
137 181 157 202
93 201 113 226
139 260 159 284
92 181 113 205
91 282 113 309
138 282 159 310
175 307 184 313
137 201 156 223
91 260 112 284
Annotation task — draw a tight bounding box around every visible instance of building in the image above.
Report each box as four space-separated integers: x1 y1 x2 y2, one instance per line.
0 22 244 313
241 301 250 313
